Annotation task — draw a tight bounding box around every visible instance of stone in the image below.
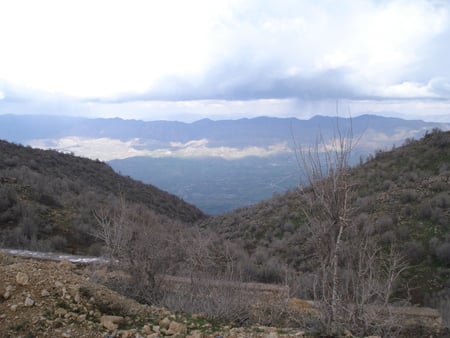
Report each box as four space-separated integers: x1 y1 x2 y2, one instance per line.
159 317 170 329
187 330 203 338
152 325 160 333
24 296 34 307
343 329 353 337
119 329 136 338
10 304 18 312
168 321 187 335
16 272 29 286
55 308 68 317
55 281 64 288
41 289 50 297
3 285 12 300
142 325 152 334
100 315 124 331
146 334 160 338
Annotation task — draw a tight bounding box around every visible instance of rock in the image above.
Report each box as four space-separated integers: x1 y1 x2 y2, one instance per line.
152 325 160 333
10 304 18 311
119 329 136 337
55 281 64 288
343 329 353 337
187 330 203 338
100 315 124 331
41 289 50 297
146 334 160 338
142 325 152 334
168 321 187 335
24 296 34 306
55 308 68 317
16 272 29 286
159 317 171 329
3 285 13 299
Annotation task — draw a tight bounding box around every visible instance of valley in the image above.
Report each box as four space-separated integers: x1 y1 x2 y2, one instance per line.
1 115 450 337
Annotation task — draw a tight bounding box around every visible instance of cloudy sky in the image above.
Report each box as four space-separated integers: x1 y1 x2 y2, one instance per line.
1 0 450 122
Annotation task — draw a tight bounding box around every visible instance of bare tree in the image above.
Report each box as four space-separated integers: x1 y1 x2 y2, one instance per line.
297 120 354 329
92 197 185 303
296 118 409 335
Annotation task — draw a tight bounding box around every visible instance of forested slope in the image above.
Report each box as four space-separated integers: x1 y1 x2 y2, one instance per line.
0 140 204 254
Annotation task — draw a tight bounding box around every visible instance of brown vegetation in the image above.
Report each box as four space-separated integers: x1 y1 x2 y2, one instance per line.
0 140 204 254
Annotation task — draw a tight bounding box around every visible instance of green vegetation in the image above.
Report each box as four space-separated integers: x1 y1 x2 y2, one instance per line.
200 129 450 306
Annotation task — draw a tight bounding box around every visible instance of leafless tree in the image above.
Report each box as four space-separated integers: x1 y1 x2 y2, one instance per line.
92 196 185 303
296 117 409 335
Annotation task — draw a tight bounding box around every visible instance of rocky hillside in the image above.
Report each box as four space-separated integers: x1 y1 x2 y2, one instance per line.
0 251 315 338
0 140 204 254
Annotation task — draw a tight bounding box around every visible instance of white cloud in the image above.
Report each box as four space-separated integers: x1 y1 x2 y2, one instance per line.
28 137 292 161
28 137 155 161
1 0 450 121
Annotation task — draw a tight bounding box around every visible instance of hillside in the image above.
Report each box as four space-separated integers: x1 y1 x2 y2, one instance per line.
0 140 204 254
0 252 313 338
198 129 450 302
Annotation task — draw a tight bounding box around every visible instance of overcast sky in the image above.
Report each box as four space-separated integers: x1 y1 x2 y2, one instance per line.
1 0 450 122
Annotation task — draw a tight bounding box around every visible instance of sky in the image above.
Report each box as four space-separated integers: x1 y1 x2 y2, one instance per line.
1 0 450 122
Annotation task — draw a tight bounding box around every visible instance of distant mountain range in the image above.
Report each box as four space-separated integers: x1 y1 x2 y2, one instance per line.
1 113 448 214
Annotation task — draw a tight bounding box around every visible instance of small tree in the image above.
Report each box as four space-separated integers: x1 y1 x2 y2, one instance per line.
92 197 184 303
296 118 409 335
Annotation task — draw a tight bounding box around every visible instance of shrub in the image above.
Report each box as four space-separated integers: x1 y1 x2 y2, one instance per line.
436 242 450 266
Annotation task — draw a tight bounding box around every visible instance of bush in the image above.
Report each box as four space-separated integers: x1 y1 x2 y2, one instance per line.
436 242 450 266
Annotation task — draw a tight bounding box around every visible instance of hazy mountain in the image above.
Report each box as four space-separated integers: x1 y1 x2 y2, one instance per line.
1 113 448 214
1 113 448 150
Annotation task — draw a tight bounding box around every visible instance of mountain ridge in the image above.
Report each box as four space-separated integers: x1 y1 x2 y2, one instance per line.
1 113 448 147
